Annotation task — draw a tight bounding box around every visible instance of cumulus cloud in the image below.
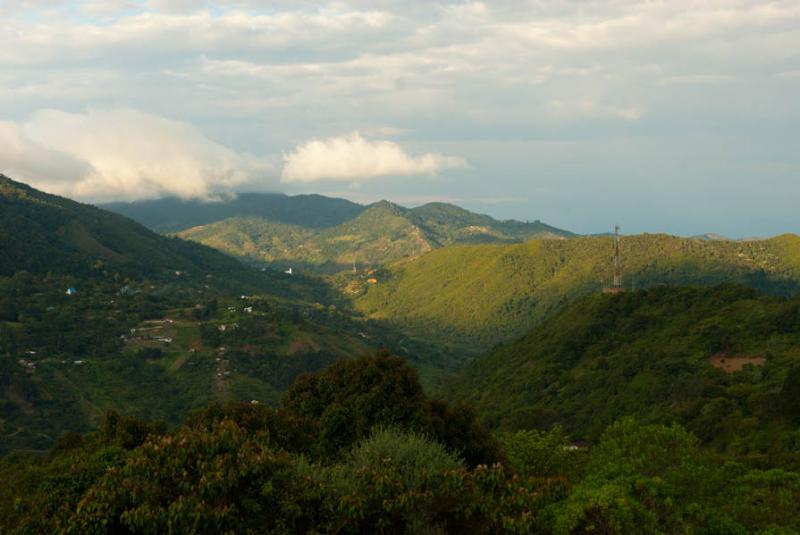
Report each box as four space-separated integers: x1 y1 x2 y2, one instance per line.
281 132 467 183
0 108 274 201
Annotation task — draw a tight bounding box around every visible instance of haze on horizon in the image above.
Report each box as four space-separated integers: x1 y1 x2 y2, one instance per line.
0 0 798 238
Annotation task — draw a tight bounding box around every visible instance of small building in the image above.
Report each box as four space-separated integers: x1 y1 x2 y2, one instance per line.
66 287 77 296
367 278 378 284
284 267 293 275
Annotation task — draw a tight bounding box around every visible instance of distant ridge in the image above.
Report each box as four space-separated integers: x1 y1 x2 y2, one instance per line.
101 193 366 233
690 233 731 241
106 193 574 273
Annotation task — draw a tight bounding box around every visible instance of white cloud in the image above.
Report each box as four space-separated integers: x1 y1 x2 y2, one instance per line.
0 121 91 185
280 132 467 183
0 108 274 201
0 1 799 234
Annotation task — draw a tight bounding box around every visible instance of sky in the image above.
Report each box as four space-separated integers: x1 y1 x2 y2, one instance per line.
1 1 799 237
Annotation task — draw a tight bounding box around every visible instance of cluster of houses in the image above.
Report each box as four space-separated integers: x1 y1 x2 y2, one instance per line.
17 357 88 372
215 346 231 379
126 318 176 345
17 358 36 372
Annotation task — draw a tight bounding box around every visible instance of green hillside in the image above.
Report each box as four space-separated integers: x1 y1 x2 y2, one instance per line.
102 192 366 233
350 234 800 352
450 285 800 462
0 174 250 281
408 201 570 245
0 174 355 306
0 176 451 454
178 200 573 273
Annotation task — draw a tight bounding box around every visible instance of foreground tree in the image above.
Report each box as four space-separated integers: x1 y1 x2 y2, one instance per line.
283 353 504 466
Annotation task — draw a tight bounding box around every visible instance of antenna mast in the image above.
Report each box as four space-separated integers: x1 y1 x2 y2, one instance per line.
603 225 625 294
613 225 622 289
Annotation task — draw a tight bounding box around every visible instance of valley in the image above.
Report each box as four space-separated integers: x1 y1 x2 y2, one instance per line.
2 175 799 533
5 2 799 530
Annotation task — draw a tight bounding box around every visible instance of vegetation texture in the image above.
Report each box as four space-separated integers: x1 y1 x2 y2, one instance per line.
2 355 798 534
176 200 573 274
352 234 800 351
450 285 800 469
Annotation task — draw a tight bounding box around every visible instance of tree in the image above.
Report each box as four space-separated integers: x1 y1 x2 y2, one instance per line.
283 353 503 465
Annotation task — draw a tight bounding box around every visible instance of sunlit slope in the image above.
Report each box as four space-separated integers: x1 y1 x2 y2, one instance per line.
351 234 800 351
179 201 432 272
177 200 574 274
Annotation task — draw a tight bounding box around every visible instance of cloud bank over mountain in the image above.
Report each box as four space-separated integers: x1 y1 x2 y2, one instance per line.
0 109 274 201
1 1 799 234
0 110 466 199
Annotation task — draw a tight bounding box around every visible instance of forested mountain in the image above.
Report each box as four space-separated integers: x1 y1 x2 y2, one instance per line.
176 200 573 273
0 176 447 455
101 192 366 233
350 233 800 352
449 285 800 463
0 174 248 282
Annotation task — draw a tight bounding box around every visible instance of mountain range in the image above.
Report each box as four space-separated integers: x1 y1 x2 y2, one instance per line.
105 194 574 274
2 176 800 533
102 193 367 233
3 174 800 455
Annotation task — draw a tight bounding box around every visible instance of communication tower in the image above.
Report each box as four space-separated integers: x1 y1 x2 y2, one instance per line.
603 225 625 294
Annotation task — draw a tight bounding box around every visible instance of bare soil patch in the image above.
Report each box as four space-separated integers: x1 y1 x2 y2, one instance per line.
709 353 766 373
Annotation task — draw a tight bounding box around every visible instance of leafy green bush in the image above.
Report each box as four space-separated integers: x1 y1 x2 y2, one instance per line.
499 426 578 479
347 427 464 489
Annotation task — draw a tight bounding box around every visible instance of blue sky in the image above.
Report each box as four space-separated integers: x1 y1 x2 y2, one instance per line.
0 0 798 237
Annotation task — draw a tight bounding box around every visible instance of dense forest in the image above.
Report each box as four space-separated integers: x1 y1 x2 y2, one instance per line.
450 286 800 467
2 355 798 533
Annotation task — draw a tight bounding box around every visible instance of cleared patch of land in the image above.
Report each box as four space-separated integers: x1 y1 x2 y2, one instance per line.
709 353 766 373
